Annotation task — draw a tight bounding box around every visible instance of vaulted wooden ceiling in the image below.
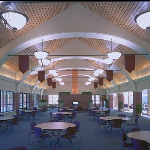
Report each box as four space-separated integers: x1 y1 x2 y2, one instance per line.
0 1 150 89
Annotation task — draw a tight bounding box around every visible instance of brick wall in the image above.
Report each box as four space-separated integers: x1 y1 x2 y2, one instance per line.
133 92 142 116
109 95 113 108
59 94 92 107
42 95 48 101
13 93 20 110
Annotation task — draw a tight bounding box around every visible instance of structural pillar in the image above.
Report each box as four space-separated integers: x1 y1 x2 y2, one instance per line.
13 92 20 110
133 91 142 116
29 94 34 108
108 94 113 108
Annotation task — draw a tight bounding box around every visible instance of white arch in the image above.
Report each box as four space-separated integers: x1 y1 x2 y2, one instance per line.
17 56 133 92
1 32 150 68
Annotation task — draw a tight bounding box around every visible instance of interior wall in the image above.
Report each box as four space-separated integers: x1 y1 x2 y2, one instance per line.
0 78 17 92
59 94 92 107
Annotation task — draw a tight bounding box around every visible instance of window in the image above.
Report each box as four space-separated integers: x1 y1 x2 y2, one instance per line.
48 95 58 104
92 95 100 107
20 93 30 109
20 93 23 109
0 90 13 113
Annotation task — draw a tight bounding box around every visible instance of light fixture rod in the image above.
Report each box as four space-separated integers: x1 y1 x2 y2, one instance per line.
8 54 148 56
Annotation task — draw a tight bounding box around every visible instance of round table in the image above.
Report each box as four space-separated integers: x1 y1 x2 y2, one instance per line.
100 116 130 121
0 116 14 132
127 131 150 143
35 122 76 147
0 116 14 121
35 122 76 130
53 112 72 115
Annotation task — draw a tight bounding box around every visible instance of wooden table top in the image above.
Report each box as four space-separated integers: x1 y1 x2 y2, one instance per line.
35 122 76 130
0 116 14 121
53 112 72 115
93 110 108 112
100 116 130 121
127 131 150 143
20 110 36 113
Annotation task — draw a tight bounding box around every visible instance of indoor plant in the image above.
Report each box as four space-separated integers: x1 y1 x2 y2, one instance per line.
38 99 48 107
88 99 93 109
119 101 124 112
57 99 64 108
103 98 108 108
135 103 143 117
57 99 64 103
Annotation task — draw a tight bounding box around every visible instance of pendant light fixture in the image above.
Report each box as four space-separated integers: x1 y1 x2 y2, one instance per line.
107 38 121 60
34 39 49 60
0 2 28 32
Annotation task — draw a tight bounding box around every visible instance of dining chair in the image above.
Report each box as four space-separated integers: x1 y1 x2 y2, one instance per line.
34 127 51 148
73 120 82 142
110 119 122 135
127 116 139 132
50 112 57 119
60 126 80 149
120 130 133 150
131 127 140 132
118 114 127 129
28 121 36 145
68 111 76 122
57 113 64 122
20 110 27 120
95 117 107 132
131 138 149 150
8 117 21 131
0 114 5 133
5 146 27 150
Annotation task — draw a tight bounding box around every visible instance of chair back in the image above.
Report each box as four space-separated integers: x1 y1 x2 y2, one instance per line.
67 126 77 136
131 127 140 132
118 114 126 117
91 110 95 115
50 118 59 122
73 121 80 130
50 112 53 116
30 122 36 130
34 127 43 137
57 113 63 119
20 111 25 115
0 114 4 117
120 130 127 142
63 109 67 112
132 138 149 150
112 119 122 126
12 117 19 124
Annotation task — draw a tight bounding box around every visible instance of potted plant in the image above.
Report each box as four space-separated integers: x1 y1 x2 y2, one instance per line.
38 99 48 107
103 98 108 108
57 99 64 108
119 101 124 112
135 103 143 117
88 99 93 109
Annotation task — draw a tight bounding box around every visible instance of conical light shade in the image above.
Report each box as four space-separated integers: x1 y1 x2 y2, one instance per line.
34 51 48 59
103 58 113 64
38 59 50 66
107 52 121 59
